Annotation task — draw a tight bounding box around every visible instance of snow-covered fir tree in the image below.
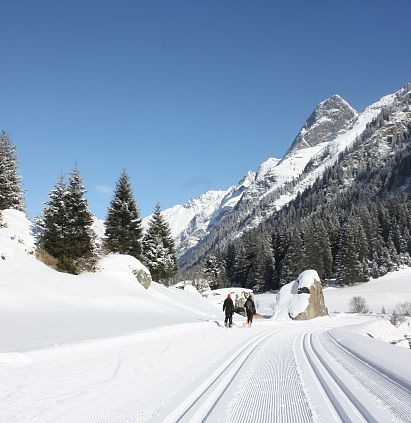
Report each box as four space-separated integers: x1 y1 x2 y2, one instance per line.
203 255 221 289
38 174 69 261
105 170 142 259
142 203 177 283
0 130 24 211
65 167 94 261
38 168 94 273
222 243 236 285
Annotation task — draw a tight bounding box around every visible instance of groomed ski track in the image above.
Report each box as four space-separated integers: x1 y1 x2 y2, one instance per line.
1 321 411 422
162 325 411 423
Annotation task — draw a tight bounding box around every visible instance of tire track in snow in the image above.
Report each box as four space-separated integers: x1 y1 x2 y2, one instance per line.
316 332 411 423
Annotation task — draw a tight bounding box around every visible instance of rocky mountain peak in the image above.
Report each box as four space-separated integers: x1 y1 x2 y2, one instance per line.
286 94 358 156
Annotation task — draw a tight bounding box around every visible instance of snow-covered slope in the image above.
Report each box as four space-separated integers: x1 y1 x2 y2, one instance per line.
0 210 222 351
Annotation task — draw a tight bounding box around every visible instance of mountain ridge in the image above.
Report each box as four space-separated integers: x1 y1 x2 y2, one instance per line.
144 85 407 269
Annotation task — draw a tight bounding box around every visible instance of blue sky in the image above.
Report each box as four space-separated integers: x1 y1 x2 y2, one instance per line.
1 0 410 218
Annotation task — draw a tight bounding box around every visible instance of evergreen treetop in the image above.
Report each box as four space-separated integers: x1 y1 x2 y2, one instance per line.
142 203 177 283
0 130 25 211
105 170 142 258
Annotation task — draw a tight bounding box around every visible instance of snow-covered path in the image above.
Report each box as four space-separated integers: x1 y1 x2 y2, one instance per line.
167 324 411 423
1 318 410 423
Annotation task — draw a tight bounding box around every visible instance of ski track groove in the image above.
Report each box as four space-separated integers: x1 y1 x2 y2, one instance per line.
225 331 313 423
303 332 368 423
318 331 411 423
164 329 278 423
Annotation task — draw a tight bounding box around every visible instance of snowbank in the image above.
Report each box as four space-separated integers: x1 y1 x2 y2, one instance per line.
0 210 222 351
330 319 411 389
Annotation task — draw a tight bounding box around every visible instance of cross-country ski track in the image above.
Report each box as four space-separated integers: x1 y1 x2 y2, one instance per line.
1 320 411 423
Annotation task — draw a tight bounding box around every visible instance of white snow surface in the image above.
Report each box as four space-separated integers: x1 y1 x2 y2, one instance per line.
324 267 411 313
2 211 411 422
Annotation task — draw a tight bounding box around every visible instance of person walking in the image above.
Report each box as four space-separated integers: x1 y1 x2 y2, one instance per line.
244 295 256 327
223 294 234 328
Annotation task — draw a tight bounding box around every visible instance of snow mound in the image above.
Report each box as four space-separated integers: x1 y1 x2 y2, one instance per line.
330 319 411 389
0 209 36 259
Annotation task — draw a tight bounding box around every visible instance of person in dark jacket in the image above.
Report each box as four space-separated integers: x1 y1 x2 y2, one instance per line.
244 295 256 327
223 294 234 328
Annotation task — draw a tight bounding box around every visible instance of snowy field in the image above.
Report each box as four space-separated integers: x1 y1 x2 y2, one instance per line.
1 209 411 422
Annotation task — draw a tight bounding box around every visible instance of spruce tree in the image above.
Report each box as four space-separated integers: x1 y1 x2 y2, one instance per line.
335 217 368 285
203 255 221 289
222 243 236 286
65 167 94 260
38 168 94 273
280 228 304 285
0 131 24 211
142 203 177 283
105 170 142 258
38 174 69 260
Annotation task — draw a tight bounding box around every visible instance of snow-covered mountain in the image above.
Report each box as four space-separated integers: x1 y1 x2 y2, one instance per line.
155 84 405 267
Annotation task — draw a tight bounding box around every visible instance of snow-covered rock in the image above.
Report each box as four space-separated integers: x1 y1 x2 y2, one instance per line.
286 94 358 155
272 270 328 320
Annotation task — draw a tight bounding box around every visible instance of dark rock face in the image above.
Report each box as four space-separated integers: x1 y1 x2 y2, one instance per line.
287 95 358 155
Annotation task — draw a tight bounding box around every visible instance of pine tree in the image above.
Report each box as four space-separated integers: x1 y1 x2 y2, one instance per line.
38 168 94 273
280 228 304 286
38 175 69 260
0 131 24 211
335 216 368 285
203 255 221 289
222 243 236 286
142 203 177 283
65 167 94 260
105 170 142 258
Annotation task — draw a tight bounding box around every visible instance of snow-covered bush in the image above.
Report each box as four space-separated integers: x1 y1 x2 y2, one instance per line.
395 302 411 317
390 310 407 327
389 302 411 327
349 296 369 313
193 278 210 295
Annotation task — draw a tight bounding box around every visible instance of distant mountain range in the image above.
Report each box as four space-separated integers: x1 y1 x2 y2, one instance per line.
144 82 410 269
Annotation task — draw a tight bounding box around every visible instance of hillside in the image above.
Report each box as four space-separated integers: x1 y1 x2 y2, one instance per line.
0 209 221 351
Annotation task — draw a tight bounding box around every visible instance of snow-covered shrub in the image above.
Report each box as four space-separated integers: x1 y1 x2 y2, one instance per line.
193 278 210 295
395 302 411 317
390 310 407 327
389 302 411 327
348 296 369 313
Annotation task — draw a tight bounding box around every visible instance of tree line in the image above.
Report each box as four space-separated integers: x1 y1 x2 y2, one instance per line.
0 131 177 282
